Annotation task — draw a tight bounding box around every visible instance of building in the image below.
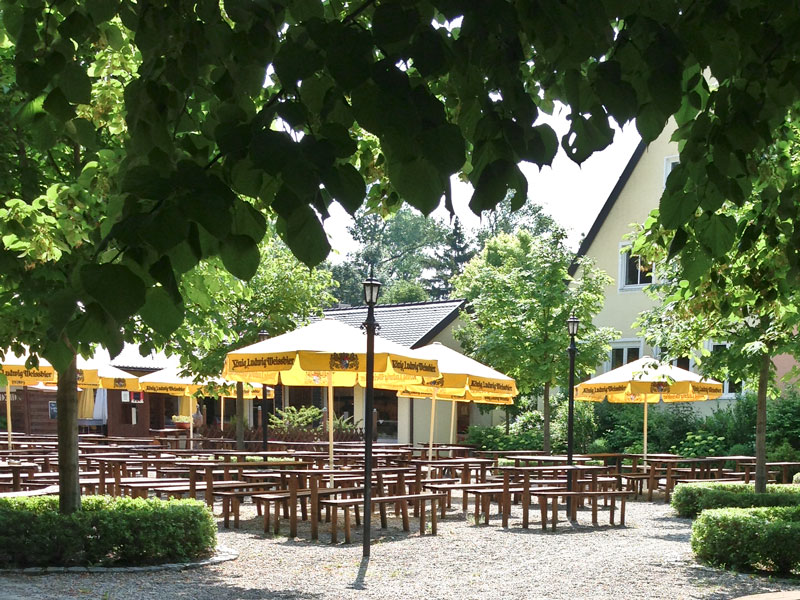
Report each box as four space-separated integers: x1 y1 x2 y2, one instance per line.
571 125 794 407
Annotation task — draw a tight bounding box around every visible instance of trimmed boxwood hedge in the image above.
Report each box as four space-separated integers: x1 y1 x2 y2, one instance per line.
691 505 800 575
671 482 800 518
0 496 217 568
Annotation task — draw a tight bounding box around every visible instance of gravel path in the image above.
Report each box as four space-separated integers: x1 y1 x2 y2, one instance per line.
1 496 798 600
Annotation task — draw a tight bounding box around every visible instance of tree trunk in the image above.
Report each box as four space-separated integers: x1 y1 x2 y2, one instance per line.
542 381 551 454
235 381 244 450
57 352 80 514
754 352 770 494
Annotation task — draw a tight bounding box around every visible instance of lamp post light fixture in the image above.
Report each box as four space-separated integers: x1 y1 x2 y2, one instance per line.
566 313 579 518
361 267 381 557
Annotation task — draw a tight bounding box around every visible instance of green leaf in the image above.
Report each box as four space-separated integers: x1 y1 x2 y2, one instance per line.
288 0 324 22
372 3 419 44
140 287 184 337
667 227 688 260
276 205 330 267
67 118 97 148
387 157 443 214
696 214 737 258
80 264 146 322
660 190 700 230
43 339 74 374
231 199 267 242
636 102 668 144
418 123 465 175
321 164 365 214
59 63 92 105
86 0 120 24
273 40 323 86
680 242 712 282
220 235 260 280
469 159 527 213
43 88 76 122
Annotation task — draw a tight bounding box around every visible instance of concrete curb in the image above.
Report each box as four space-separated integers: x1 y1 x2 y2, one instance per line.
0 546 238 576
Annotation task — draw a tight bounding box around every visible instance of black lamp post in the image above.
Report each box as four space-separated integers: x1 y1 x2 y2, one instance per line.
361 267 381 557
566 313 579 466
258 331 269 451
566 313 579 518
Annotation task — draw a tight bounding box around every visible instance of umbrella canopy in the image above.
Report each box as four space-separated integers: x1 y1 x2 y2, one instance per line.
575 356 722 457
0 352 56 386
575 356 722 403
399 342 517 451
139 366 202 396
402 342 517 402
76 356 140 391
222 319 439 387
223 319 439 477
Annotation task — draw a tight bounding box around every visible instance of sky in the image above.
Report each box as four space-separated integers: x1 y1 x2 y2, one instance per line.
322 107 643 263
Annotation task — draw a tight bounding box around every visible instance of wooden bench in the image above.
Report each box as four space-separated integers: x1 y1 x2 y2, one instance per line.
319 493 447 543
531 489 634 530
254 486 365 538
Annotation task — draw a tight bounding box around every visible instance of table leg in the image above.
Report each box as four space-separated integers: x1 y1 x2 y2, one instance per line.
289 475 298 538
502 471 510 528
310 475 319 540
204 466 214 507
522 472 530 529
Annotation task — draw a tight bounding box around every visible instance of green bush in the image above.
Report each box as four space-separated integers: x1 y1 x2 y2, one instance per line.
691 505 800 575
670 430 727 457
586 437 610 454
465 423 542 451
671 482 800 518
794 471 800 484
0 496 216 568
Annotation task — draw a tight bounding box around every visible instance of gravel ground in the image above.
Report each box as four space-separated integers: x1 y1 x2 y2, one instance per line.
1 495 798 600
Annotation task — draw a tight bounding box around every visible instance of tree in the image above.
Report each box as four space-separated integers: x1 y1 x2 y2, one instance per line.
423 217 475 299
380 279 429 304
475 197 559 248
454 228 618 452
634 116 800 492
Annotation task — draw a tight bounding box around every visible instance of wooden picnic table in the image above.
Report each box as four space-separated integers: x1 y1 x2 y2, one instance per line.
740 461 800 484
511 455 591 467
0 461 39 491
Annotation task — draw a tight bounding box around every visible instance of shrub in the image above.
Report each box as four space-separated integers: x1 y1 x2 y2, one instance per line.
671 482 800 518
794 471 800 484
670 430 727 457
0 496 216 568
586 437 610 454
691 505 800 575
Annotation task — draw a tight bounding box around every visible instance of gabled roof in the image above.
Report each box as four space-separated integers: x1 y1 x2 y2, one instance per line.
320 299 465 348
568 141 647 276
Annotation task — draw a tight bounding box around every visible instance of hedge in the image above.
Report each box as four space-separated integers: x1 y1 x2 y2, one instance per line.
0 496 217 568
671 482 800 518
691 505 800 575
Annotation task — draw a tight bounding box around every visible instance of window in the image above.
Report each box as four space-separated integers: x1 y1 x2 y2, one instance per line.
611 345 640 369
665 156 679 186
622 249 653 287
712 344 742 395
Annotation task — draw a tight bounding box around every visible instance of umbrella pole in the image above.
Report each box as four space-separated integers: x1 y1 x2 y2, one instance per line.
220 396 224 431
327 372 334 486
449 400 456 447
428 390 437 462
643 400 648 460
5 382 11 450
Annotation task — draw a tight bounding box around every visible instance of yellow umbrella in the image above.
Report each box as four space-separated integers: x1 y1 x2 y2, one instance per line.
138 366 202 396
0 351 56 448
223 319 439 476
400 343 517 453
77 388 95 419
575 355 722 457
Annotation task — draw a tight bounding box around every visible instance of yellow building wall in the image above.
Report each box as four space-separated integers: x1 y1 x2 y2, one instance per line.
577 126 679 366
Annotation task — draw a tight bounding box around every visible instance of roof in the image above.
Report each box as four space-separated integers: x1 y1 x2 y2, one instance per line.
97 343 181 372
319 299 465 348
568 141 647 276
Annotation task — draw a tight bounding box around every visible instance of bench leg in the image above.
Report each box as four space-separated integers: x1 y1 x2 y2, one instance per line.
551 497 558 531
420 498 427 535
311 498 318 541
400 498 410 531
610 496 616 526
522 490 529 529
354 505 361 526
431 499 438 535
592 495 598 526
379 501 388 529
274 500 281 535
233 496 240 529
620 497 626 526
440 494 446 519
482 494 490 525
331 505 338 544
263 500 270 534
222 497 230 528
344 506 351 544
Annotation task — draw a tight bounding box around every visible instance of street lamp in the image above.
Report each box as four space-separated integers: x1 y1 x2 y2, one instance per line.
566 313 579 518
361 267 381 557
566 313 579 465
